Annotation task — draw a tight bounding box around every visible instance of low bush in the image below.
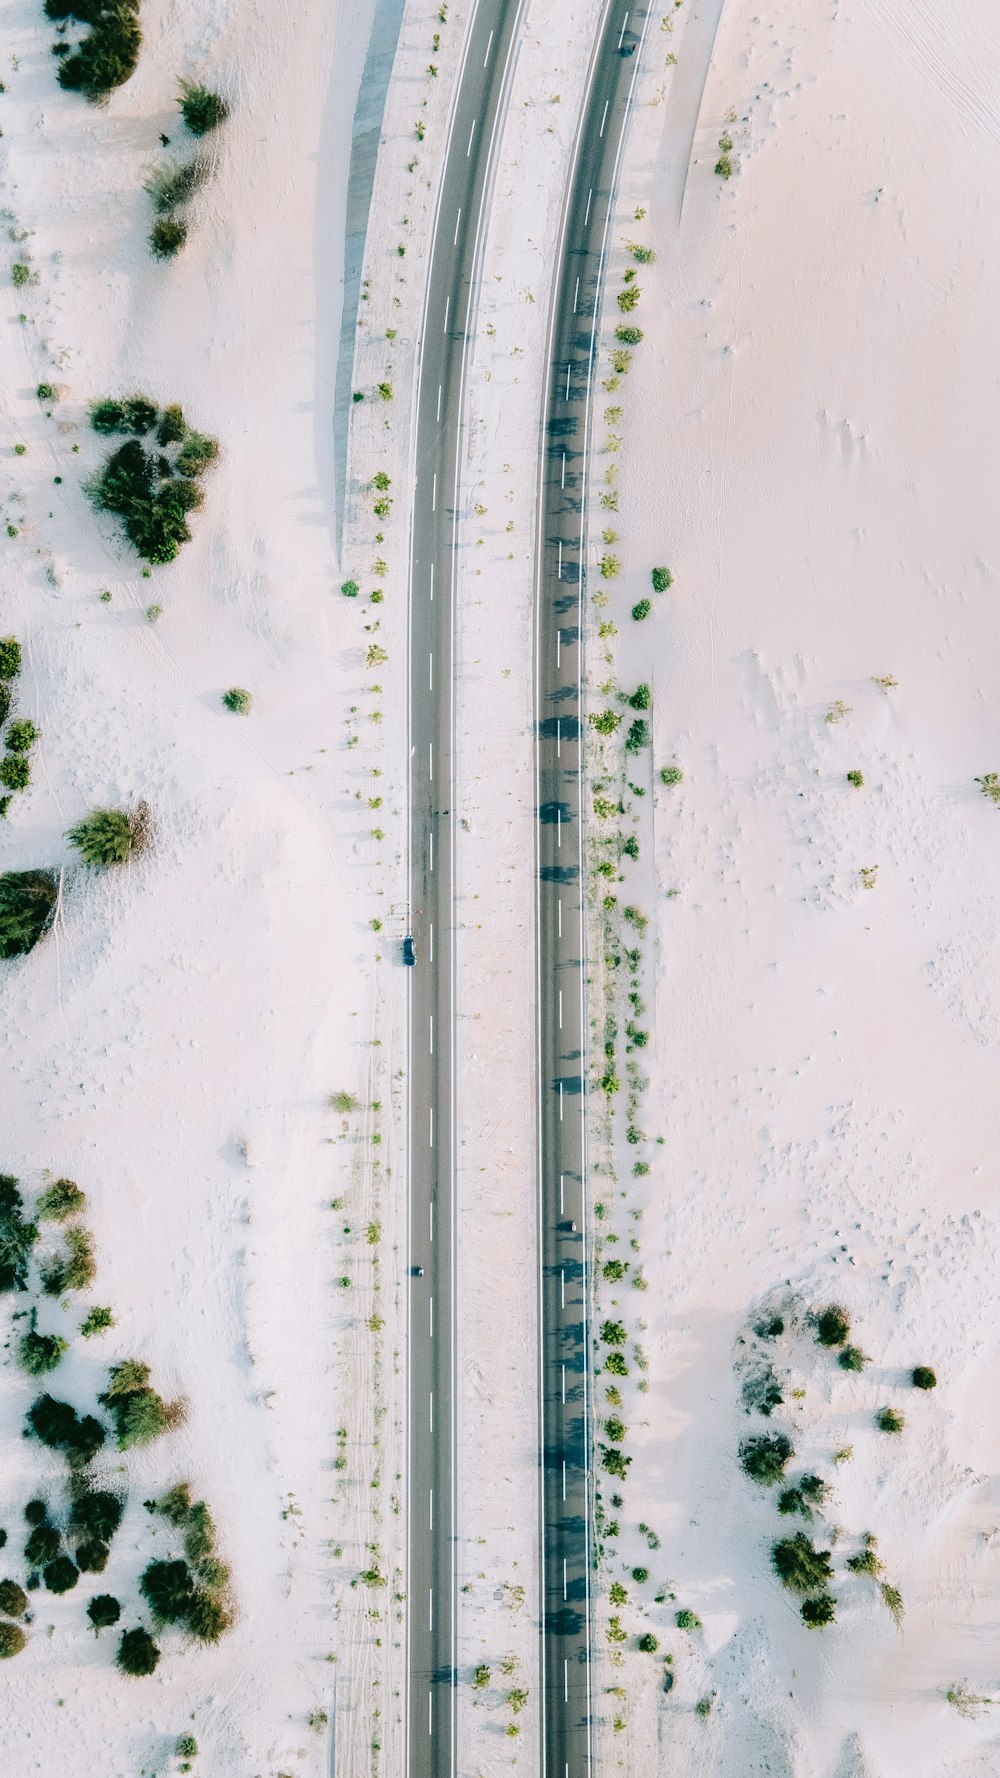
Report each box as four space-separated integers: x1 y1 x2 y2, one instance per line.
18 1323 68 1376
912 1365 937 1390
37 1178 85 1222
11 264 30 288
846 1535 882 1579
631 1566 648 1584
0 871 58 960
651 567 672 592
222 687 252 714
26 1393 106 1467
66 807 135 866
81 1305 115 1338
637 1632 659 1652
117 1626 160 1676
47 0 142 101
140 1558 193 1623
604 1352 627 1376
178 79 229 135
778 1488 807 1517
0 1622 25 1658
813 1304 850 1347
6 720 38 753
0 756 30 791
625 720 650 753
87 1593 121 1630
600 1445 631 1480
157 1481 192 1523
771 1534 833 1595
149 216 188 259
739 1432 793 1485
715 153 734 179
25 1522 60 1567
846 769 864 788
71 1490 124 1543
176 1736 199 1760
76 1538 109 1573
876 1407 905 1434
185 1588 231 1642
24 1501 47 1527
799 1474 829 1507
0 1581 27 1618
87 403 217 563
0 639 21 680
631 599 651 621
146 159 209 215
42 1224 96 1295
675 1608 701 1630
628 683 651 711
341 580 359 598
617 286 640 313
660 765 683 787
36 383 56 402
801 1593 836 1629
838 1345 867 1372
101 1361 181 1450
183 1501 216 1564
156 404 186 446
0 1175 39 1288
741 1367 782 1416
44 1556 80 1594
615 326 643 345
176 430 218 476
601 1320 626 1346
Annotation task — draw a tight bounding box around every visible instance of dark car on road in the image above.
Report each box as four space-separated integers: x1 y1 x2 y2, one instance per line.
403 934 416 966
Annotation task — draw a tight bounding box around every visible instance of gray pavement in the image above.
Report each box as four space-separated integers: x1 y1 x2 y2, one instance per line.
533 6 653 1775
406 5 526 1776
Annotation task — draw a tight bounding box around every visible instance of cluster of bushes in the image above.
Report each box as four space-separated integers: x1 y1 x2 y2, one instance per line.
0 642 59 960
736 1301 934 1628
3 1177 101 1378
147 81 229 258
0 635 40 810
141 1483 232 1643
86 396 218 563
44 0 142 103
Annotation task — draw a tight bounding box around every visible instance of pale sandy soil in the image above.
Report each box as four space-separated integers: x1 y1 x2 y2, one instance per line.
586 1 1000 1775
0 0 402 1770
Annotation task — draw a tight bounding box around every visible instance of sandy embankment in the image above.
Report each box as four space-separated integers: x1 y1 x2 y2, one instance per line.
584 1 1000 1773
0 0 405 1770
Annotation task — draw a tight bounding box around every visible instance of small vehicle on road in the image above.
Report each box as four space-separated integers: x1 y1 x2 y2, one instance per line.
403 934 416 966
413 1265 424 1278
620 37 636 56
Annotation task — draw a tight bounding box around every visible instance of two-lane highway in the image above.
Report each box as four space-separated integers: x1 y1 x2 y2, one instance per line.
406 5 526 1776
533 5 653 1775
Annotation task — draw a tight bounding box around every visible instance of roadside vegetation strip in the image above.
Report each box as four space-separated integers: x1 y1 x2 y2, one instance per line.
0 1170 233 1667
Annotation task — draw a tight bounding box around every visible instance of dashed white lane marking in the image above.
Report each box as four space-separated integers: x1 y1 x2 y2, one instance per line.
467 119 477 156
483 27 494 63
453 207 462 246
429 1106 434 1148
429 1013 434 1054
436 383 442 422
599 99 609 136
617 8 630 49
584 186 593 225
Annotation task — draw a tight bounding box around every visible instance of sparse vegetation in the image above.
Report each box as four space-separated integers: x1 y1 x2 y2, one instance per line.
44 0 142 102
675 1609 701 1631
846 769 864 788
813 1303 850 1347
846 1535 882 1579
42 1224 96 1295
838 1344 867 1372
222 687 252 714
912 1365 937 1390
0 870 59 960
18 1317 68 1376
875 1407 905 1434
975 773 1000 806
771 1534 833 1595
87 399 217 563
178 79 229 135
80 1305 115 1338
0 1176 39 1288
37 1178 85 1222
946 1682 992 1722
740 1432 793 1484
149 216 188 259
146 158 209 215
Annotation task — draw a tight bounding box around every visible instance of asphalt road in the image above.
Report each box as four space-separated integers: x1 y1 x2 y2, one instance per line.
405 5 526 1775
533 5 653 1775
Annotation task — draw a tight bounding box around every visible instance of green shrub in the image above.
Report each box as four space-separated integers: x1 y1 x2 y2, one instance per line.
615 326 643 345
881 1582 904 1625
838 1344 867 1372
801 1593 836 1629
0 756 29 791
5 720 38 754
631 1566 648 1584
101 1362 181 1450
157 1482 192 1524
631 599 651 621
185 1589 231 1642
89 399 128 434
739 1432 793 1485
66 807 134 866
660 765 682 787
25 1522 60 1567
600 1445 630 1479
0 1622 25 1658
24 1501 47 1527
42 1225 95 1295
912 1365 937 1390
0 871 58 960
183 1502 216 1564
628 683 651 711
178 79 229 134
176 430 218 476
80 1305 115 1338
117 1626 160 1676
604 1352 628 1376
87 415 216 563
777 1488 807 1517
876 1407 905 1434
617 286 640 312
76 1538 109 1573
715 154 734 179
813 1304 850 1347
799 1474 829 1507
651 567 672 592
140 1558 193 1623
601 1320 626 1346
87 1593 120 1630
26 1393 106 1466
625 720 650 753
149 216 188 259
44 1556 80 1594
341 579 359 598
49 0 142 101
18 1324 68 1376
599 554 620 579
176 1736 199 1759
0 1581 27 1618
0 687 9 726
0 1176 38 1287
146 159 209 215
222 687 252 714
846 1536 882 1579
11 264 31 290
742 1367 782 1415
771 1534 833 1595
36 383 56 402
156 404 186 446
637 1632 659 1652
0 638 21 679
975 774 1000 807
37 1178 85 1222
675 1609 701 1631
846 770 864 788
71 1491 124 1543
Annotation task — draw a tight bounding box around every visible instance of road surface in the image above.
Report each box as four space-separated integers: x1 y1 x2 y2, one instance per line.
405 4 525 1776
533 5 653 1776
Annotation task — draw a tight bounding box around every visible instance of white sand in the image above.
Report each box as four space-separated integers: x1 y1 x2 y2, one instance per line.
0 0 395 1769
588 0 1000 1772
